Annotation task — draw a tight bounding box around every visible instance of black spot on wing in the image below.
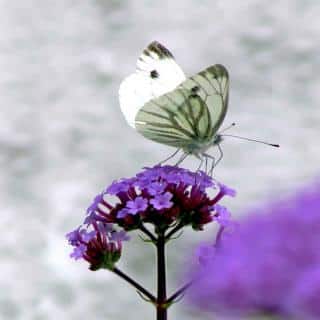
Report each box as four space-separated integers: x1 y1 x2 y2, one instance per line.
191 86 199 92
150 70 159 78
190 85 200 97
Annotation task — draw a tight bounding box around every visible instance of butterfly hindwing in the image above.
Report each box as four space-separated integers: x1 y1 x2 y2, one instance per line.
135 64 229 150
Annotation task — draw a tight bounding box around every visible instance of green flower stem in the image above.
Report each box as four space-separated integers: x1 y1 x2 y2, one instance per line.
157 231 167 320
139 224 157 242
165 222 184 241
113 267 156 303
166 281 193 305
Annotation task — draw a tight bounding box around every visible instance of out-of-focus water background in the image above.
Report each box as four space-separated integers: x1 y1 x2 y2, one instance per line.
1 0 319 319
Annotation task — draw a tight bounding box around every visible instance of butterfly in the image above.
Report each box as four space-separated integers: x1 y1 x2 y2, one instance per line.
119 41 229 169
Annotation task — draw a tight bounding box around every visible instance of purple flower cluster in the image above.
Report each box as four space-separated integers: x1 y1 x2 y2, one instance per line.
188 181 320 320
84 165 235 231
66 222 129 270
67 165 235 270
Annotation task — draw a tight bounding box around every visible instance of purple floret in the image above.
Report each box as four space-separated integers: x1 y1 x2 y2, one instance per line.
110 230 130 242
106 179 133 195
66 228 82 245
150 192 173 210
86 193 104 213
218 182 236 197
126 196 148 215
81 230 97 243
147 181 167 196
70 244 86 260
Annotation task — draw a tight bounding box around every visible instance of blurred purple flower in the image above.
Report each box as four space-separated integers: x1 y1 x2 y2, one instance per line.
212 204 232 227
187 180 320 319
286 267 320 319
195 244 216 266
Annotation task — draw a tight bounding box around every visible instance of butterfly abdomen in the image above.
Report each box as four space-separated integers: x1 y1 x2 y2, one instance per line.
183 139 214 155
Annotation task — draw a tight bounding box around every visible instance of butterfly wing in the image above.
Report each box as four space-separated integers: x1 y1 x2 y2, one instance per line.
135 87 212 149
180 64 229 134
135 64 229 150
119 41 186 127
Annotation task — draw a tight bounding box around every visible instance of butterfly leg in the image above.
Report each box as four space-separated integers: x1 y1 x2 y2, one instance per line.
202 153 216 176
192 154 204 185
157 148 181 166
214 144 224 168
203 144 224 175
205 156 208 174
175 152 188 166
196 155 204 172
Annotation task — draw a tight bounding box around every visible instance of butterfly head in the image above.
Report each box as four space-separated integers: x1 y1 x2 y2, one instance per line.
212 134 223 146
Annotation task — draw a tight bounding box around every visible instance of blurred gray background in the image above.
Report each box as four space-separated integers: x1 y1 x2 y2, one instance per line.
1 0 319 319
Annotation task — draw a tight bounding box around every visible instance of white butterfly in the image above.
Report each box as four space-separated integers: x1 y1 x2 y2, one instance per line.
119 41 277 168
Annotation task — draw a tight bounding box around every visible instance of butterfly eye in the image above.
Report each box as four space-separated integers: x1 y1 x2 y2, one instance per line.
150 70 159 79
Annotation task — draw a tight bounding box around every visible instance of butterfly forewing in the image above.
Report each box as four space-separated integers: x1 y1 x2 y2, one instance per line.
135 64 229 151
119 41 186 128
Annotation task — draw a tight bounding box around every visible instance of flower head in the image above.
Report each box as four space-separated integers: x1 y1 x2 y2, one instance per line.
82 165 235 231
67 165 234 272
66 222 128 271
187 180 320 319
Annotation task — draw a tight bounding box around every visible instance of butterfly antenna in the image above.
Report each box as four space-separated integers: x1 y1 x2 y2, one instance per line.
219 122 236 134
220 134 280 148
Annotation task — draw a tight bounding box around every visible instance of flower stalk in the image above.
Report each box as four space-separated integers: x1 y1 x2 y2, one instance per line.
156 230 167 320
113 267 156 303
166 281 192 306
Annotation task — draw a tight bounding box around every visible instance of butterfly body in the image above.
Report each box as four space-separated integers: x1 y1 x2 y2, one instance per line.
184 134 224 156
119 41 229 159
